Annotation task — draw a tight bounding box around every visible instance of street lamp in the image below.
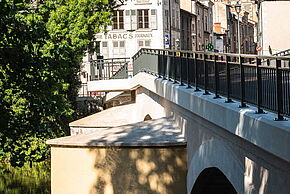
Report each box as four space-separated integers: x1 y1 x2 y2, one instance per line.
235 1 242 55
175 39 180 50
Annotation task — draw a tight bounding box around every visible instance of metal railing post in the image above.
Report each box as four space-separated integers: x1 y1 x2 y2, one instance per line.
168 51 172 81
239 56 246 107
214 55 220 99
186 53 191 88
174 52 177 83
225 55 233 103
180 53 184 86
256 58 264 114
163 51 166 79
203 54 209 95
275 59 286 120
194 53 200 92
158 50 162 78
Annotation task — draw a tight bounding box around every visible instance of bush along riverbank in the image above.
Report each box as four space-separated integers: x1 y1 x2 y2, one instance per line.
0 161 51 194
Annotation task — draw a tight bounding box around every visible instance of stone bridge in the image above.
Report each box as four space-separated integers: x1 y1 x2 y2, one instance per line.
48 49 290 194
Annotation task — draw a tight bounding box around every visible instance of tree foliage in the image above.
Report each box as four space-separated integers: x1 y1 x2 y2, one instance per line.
0 0 115 167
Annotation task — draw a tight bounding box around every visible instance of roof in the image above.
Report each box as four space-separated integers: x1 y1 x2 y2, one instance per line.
47 117 186 147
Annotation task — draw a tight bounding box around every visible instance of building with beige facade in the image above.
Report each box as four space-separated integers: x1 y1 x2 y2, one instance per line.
212 1 256 54
257 0 290 56
180 0 214 51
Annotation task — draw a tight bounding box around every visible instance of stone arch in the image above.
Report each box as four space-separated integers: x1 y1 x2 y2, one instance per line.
187 139 244 194
191 167 237 194
144 114 152 121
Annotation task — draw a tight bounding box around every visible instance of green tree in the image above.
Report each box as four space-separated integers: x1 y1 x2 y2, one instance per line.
0 0 119 167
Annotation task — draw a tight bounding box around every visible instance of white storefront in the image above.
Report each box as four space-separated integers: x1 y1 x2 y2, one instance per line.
81 0 181 82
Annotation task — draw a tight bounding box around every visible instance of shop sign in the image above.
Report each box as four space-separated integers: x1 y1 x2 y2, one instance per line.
95 33 153 40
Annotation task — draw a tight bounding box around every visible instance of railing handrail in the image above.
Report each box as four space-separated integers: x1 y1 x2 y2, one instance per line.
273 49 290 56
132 48 290 61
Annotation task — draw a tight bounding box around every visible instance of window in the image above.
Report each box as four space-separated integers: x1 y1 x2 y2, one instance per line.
102 42 108 48
113 10 124 30
130 10 137 30
197 20 201 38
176 10 179 29
205 16 208 31
138 40 151 49
120 41 125 48
113 41 118 48
131 10 136 16
150 9 157 29
125 10 130 16
145 40 150 47
102 41 108 58
138 9 149 29
113 41 126 56
165 10 169 30
172 8 175 28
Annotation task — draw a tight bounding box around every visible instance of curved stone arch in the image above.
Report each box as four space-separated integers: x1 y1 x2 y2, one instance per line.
143 114 152 121
191 167 238 193
187 138 244 194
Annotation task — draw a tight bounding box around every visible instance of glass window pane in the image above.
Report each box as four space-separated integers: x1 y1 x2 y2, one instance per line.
138 41 144 47
113 41 118 47
145 40 150 47
113 11 118 29
126 10 130 16
120 41 125 47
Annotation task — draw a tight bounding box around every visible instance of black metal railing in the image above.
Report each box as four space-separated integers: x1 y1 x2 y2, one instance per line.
78 83 89 97
273 49 290 57
132 48 290 120
90 57 130 80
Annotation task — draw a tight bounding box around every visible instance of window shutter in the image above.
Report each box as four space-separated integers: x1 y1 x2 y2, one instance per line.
150 9 157 30
131 10 137 30
124 10 131 30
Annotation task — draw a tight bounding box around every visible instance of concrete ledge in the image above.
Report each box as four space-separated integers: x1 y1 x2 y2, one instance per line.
88 79 131 92
70 104 136 128
129 73 290 163
48 117 186 147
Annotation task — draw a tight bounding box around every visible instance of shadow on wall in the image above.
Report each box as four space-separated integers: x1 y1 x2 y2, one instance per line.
88 147 187 194
191 167 237 194
86 119 187 194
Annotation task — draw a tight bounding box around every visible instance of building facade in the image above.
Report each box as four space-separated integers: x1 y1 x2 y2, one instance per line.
212 1 255 54
257 0 290 56
80 0 182 84
188 0 214 51
85 0 181 61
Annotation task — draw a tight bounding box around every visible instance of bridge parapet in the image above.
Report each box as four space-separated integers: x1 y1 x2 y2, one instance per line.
133 48 290 120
